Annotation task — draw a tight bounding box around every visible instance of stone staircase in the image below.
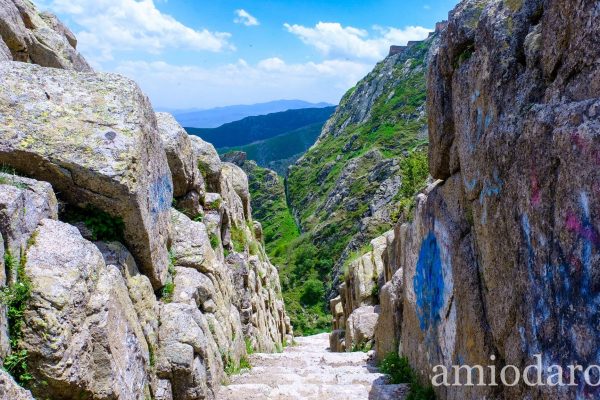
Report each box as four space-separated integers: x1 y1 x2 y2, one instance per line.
217 333 408 400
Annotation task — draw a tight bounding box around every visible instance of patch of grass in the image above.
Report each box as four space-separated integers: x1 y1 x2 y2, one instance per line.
193 213 204 222
0 168 28 189
230 226 247 253
209 233 220 250
249 240 260 256
244 338 255 355
160 250 177 303
379 353 436 400
223 352 251 376
62 205 125 242
351 341 372 353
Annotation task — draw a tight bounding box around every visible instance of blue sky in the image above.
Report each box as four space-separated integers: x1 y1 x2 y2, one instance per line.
37 0 458 110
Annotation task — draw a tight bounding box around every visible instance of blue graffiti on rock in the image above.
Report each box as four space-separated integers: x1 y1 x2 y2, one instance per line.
414 232 445 331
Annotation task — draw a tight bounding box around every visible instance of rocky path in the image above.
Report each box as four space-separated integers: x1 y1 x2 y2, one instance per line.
217 333 408 400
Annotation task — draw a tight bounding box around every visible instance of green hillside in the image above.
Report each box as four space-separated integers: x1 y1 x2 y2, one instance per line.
285 38 434 306
219 122 323 175
229 158 330 335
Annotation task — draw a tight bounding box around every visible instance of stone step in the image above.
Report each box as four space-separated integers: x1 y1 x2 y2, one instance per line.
216 333 404 400
230 369 388 386
218 383 407 400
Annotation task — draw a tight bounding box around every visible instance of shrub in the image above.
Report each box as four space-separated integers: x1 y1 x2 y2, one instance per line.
245 338 255 355
379 352 436 400
300 279 325 307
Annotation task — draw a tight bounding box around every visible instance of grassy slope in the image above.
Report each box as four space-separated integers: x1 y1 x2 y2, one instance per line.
241 161 332 335
283 39 433 325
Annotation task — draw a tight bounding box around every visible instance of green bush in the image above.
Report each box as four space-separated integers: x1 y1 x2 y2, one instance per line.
300 279 325 306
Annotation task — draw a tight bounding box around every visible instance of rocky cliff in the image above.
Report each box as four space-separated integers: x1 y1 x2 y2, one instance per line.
0 2 291 398
332 0 600 399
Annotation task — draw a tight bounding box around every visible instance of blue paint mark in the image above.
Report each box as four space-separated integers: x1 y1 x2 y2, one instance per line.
414 232 445 331
476 108 484 141
464 177 478 191
150 174 173 219
484 112 493 130
479 169 503 224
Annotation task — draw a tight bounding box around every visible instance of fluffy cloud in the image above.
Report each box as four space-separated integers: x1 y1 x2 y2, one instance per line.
38 0 233 62
234 9 259 26
114 57 373 109
284 22 431 61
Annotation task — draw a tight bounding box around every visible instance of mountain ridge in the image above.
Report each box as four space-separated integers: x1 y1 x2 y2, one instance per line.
171 100 334 128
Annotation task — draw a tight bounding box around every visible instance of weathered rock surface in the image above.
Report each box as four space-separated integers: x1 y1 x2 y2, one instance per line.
0 0 91 71
330 231 394 354
22 219 150 399
191 136 222 192
0 370 34 400
0 173 58 267
332 1 600 399
0 62 173 289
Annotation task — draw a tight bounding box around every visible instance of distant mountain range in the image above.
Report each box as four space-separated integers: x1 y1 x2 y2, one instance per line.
185 106 335 175
185 106 335 148
170 100 334 128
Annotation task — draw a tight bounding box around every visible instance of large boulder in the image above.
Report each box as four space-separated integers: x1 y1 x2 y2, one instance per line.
374 269 402 362
95 241 160 373
22 219 150 399
156 112 204 198
0 0 91 71
345 305 379 352
190 136 222 192
219 163 251 225
156 303 224 400
170 209 217 273
0 62 173 289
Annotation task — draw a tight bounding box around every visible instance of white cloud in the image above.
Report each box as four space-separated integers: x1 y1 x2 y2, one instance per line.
38 0 233 62
234 9 259 26
284 22 431 61
114 57 373 109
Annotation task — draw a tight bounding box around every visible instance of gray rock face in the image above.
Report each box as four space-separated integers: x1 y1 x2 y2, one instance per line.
0 370 34 400
0 0 91 71
0 173 58 267
22 219 149 399
0 173 57 360
0 62 173 289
